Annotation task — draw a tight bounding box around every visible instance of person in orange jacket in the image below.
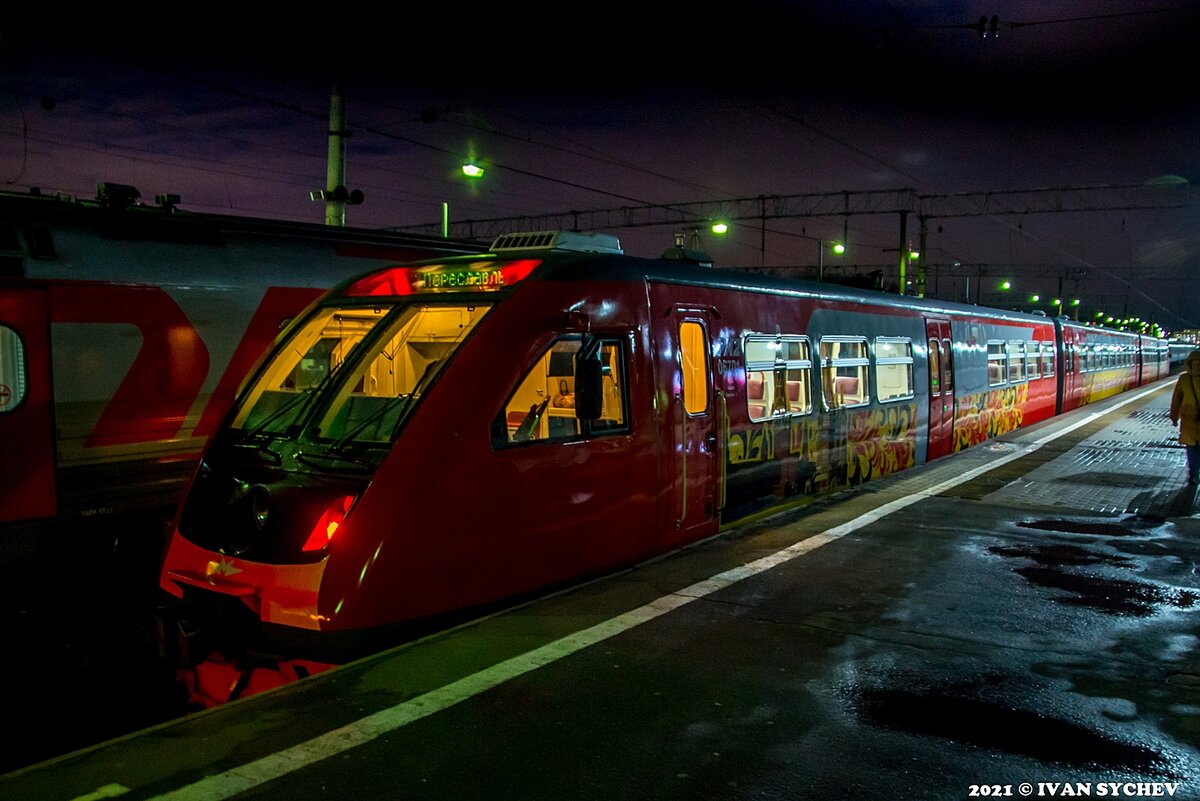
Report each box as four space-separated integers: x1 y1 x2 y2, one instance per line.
1169 350 1200 484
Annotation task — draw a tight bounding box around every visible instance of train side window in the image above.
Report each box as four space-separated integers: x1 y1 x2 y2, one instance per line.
874 337 914 402
820 337 869 410
744 335 812 421
1025 342 1040 379
1007 341 1026 383
1040 341 1055 377
493 336 629 448
987 341 1007 386
0 325 27 412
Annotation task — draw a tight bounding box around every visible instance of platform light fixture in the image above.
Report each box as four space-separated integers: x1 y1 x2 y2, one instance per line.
461 162 486 179
1000 280 1012 290
710 221 729 236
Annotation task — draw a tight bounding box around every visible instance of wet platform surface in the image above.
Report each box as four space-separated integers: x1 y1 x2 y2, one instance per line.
5 381 1199 801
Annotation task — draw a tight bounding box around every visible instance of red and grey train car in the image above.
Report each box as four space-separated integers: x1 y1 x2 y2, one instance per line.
0 187 484 564
159 231 1171 690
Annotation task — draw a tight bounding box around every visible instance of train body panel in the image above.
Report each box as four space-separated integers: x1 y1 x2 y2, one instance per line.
157 237 1175 675
0 189 485 557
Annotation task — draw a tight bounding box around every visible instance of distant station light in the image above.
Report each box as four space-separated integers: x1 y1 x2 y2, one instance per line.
831 241 846 255
710 221 729 235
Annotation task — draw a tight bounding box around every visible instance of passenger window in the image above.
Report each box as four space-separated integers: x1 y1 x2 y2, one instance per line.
0 325 26 413
493 336 628 447
874 337 914 402
987 341 1007 386
744 335 812 421
1007 341 1026 383
820 337 869 410
1025 343 1040 379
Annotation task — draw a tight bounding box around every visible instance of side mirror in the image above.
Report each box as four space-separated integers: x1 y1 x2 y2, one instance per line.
575 337 603 421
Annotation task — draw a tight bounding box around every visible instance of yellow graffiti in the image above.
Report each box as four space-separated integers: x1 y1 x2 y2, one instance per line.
953 383 1028 451
727 404 917 487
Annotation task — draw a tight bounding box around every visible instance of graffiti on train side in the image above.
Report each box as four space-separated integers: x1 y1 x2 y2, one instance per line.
953 383 1029 451
726 402 918 495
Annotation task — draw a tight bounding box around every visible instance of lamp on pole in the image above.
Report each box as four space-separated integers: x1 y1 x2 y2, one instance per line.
818 239 845 283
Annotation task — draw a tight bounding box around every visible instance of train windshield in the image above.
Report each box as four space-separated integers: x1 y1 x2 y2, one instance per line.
231 303 491 442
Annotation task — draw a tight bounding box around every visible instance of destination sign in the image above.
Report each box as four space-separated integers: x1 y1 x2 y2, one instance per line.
344 259 541 297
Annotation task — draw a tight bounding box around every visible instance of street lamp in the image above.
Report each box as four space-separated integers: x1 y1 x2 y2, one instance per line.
461 161 486 179
818 239 845 283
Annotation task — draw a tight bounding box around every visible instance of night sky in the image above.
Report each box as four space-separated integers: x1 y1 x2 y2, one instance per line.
3 3 1200 328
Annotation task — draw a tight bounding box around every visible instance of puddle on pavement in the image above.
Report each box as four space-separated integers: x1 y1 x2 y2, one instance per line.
848 684 1176 776
994 517 1196 616
1012 567 1195 617
989 544 1132 568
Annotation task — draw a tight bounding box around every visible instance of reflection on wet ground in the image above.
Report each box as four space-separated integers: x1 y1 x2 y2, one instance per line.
846 677 1178 777
990 516 1200 617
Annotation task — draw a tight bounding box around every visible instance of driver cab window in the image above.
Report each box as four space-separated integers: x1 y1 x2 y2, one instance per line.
493 336 628 447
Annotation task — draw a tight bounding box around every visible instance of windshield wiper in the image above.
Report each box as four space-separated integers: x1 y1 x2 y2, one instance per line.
327 393 412 452
326 360 443 452
244 369 339 438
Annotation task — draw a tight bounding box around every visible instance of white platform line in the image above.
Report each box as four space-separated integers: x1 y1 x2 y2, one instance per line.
143 384 1163 801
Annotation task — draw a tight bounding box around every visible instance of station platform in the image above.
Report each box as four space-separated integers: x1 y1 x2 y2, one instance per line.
5 381 1199 801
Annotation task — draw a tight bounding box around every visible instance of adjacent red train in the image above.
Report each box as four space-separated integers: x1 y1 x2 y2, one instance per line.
0 187 483 561
159 230 1171 684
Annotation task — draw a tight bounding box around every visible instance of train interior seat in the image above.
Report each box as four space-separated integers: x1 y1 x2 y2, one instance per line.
786 379 803 412
748 372 767 418
833 375 859 402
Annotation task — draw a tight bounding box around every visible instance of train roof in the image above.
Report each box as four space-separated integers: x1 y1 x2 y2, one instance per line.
348 241 1127 335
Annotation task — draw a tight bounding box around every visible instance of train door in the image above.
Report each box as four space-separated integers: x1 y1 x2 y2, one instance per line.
925 318 955 460
0 288 57 524
672 311 719 534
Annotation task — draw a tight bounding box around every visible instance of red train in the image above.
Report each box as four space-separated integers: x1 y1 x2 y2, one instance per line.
0 187 484 564
157 231 1170 701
